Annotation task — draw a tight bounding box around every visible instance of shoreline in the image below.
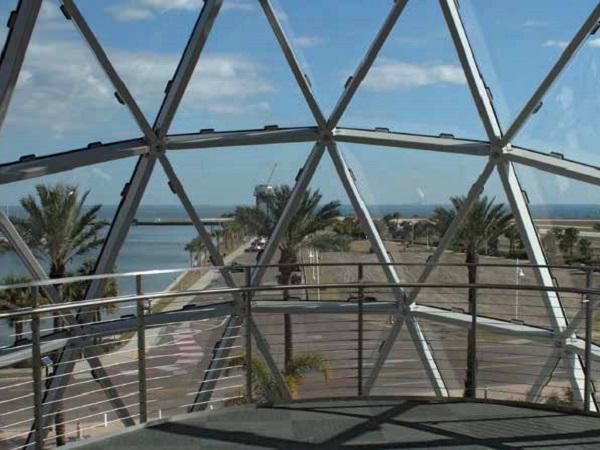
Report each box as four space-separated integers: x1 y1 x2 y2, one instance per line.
152 237 254 314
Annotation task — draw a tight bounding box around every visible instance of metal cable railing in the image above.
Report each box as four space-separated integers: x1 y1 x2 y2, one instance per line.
0 262 598 449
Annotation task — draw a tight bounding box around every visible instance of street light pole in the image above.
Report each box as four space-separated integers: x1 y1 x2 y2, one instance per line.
515 257 519 320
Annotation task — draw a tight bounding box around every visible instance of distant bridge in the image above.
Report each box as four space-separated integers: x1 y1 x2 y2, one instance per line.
132 218 234 226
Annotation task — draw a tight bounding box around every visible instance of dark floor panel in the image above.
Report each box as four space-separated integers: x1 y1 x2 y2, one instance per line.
65 398 600 450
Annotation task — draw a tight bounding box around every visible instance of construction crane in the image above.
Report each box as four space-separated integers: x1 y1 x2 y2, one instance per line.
254 163 277 211
265 162 278 185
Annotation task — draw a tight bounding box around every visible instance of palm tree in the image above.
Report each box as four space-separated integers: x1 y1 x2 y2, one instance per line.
432 195 512 398
268 186 340 371
221 220 242 251
234 206 271 237
13 184 107 283
578 238 592 262
11 183 107 447
212 229 223 255
305 231 351 252
504 224 520 257
333 217 363 239
63 260 118 325
542 231 562 265
414 220 435 248
184 236 206 266
226 352 329 403
0 275 46 343
559 227 579 258
269 186 340 286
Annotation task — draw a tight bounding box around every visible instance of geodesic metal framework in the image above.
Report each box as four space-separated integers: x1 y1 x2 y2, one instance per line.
1 0 600 447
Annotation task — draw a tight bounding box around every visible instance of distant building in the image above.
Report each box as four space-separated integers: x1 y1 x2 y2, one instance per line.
254 184 273 215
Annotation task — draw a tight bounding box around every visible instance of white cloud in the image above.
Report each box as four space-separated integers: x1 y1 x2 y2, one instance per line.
543 40 568 49
39 1 61 20
206 101 270 115
542 38 600 49
106 0 220 21
108 51 274 102
27 1 71 31
7 36 274 136
556 86 574 112
137 0 201 11
293 36 324 49
588 38 600 47
363 60 465 90
106 6 154 21
272 7 288 21
221 0 254 12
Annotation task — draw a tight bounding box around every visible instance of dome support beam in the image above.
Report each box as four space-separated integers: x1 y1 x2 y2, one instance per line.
0 0 42 134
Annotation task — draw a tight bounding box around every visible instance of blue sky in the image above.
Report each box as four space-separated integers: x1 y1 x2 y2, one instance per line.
0 0 599 209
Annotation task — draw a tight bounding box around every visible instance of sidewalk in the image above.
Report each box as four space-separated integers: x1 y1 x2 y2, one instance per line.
77 238 253 372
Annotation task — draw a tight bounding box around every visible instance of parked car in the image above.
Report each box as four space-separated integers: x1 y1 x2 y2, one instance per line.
228 262 245 273
246 237 267 252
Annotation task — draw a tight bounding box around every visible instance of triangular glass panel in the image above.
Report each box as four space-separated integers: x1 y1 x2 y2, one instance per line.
169 0 315 134
0 0 142 165
477 329 557 404
332 141 489 291
407 167 554 329
342 0 486 139
0 346 34 447
115 163 208 296
145 311 240 416
294 143 399 300
117 161 233 298
459 0 596 130
538 367 581 409
119 142 311 297
369 324 433 396
0 156 138 326
76 0 202 123
275 0 392 117
290 314 358 399
477 169 554 328
514 164 598 299
512 35 600 164
0 230 34 349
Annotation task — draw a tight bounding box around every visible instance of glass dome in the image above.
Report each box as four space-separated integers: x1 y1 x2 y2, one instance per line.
1 1 600 448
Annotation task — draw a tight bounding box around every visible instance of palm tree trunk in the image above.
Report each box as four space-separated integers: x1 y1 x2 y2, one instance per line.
49 265 66 446
15 319 23 343
464 249 478 399
283 289 292 372
279 248 296 372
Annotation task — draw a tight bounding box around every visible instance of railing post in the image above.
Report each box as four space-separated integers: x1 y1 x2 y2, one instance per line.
31 287 43 450
283 285 292 372
244 267 253 404
467 268 478 399
357 264 364 397
584 268 593 412
136 275 147 424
